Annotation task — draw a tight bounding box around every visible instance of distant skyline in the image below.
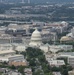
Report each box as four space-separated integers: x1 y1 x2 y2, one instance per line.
31 0 74 3
0 0 74 3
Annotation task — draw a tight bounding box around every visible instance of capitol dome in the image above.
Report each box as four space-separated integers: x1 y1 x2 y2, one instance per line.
29 29 43 47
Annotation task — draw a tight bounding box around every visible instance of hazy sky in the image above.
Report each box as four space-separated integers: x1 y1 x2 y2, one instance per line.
2 0 74 3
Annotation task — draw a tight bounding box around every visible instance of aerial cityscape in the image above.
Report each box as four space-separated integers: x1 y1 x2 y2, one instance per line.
0 0 74 75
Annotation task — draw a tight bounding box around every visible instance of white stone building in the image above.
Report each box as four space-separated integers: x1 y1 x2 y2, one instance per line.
0 50 15 56
24 68 32 75
68 70 74 75
40 44 73 53
0 54 26 62
68 56 74 68
48 60 65 67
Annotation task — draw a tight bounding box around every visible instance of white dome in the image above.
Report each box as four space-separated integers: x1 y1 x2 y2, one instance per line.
29 29 43 47
31 29 42 40
60 36 73 42
61 21 66 23
61 21 68 25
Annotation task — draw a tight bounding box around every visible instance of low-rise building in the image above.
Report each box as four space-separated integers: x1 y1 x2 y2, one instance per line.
14 44 26 52
0 54 28 66
68 70 74 75
53 72 61 75
58 52 74 58
48 60 65 67
45 52 65 67
3 70 22 75
58 52 74 67
9 60 28 66
68 56 74 68
0 50 15 56
40 44 73 53
24 68 32 75
0 44 13 51
40 43 50 53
